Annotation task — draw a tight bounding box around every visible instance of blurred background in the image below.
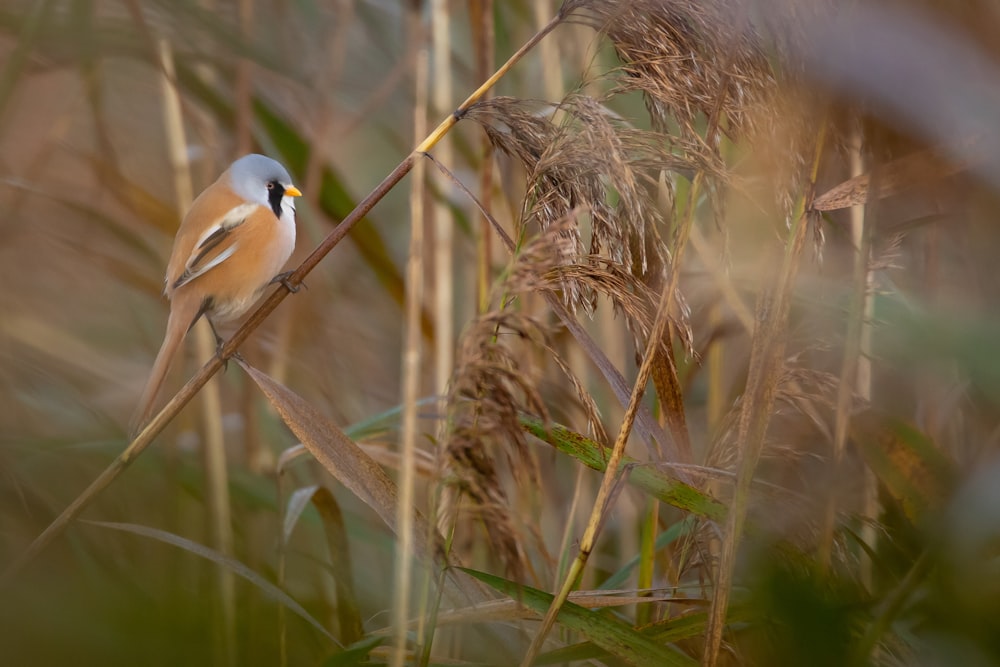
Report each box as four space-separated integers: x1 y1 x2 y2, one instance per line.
3 0 1000 665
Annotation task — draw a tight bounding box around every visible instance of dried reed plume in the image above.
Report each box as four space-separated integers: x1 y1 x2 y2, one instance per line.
443 221 613 576
465 95 701 350
565 0 777 140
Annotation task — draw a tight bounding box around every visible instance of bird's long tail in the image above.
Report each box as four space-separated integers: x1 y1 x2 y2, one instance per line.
129 297 202 438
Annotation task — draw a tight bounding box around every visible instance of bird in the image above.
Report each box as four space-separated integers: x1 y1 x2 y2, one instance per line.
130 154 302 436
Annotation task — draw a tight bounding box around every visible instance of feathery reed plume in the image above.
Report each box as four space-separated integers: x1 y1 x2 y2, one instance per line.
465 95 702 355
565 0 821 222
444 219 617 575
565 0 775 139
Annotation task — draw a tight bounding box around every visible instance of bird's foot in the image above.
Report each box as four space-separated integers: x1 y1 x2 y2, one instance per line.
271 271 305 293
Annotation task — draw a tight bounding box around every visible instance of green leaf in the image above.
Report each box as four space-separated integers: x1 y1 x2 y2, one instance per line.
322 636 383 667
461 568 698 667
537 604 754 665
521 417 726 521
85 520 338 645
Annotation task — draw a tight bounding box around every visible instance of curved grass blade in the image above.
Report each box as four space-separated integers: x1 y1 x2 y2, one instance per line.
283 485 322 543
84 519 339 645
237 359 485 604
322 636 384 667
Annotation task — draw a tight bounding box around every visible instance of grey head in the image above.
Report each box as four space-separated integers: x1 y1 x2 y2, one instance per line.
227 154 298 216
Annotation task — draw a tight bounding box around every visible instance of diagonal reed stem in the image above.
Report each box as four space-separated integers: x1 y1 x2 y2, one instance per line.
0 10 568 588
519 168 706 666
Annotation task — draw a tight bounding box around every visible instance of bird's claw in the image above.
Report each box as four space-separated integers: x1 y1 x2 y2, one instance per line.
271 271 305 293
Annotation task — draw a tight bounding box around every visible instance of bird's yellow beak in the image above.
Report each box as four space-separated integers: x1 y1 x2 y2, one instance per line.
285 185 302 197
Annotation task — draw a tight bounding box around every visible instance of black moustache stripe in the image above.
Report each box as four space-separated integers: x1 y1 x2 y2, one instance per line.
267 182 284 218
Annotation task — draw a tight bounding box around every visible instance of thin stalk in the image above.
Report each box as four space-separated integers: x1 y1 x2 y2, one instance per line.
431 0 455 412
420 2 457 663
276 468 290 667
852 128 877 590
472 0 495 312
636 499 659 627
701 121 830 667
159 39 236 666
553 465 589 590
0 4 566 589
392 44 429 667
234 0 253 154
535 0 563 98
820 122 872 572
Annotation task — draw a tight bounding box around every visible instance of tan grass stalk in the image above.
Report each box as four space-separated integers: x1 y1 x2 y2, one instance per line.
431 0 454 406
422 2 456 661
392 40 430 667
158 38 236 666
852 128 877 589
234 0 253 155
0 4 567 590
432 0 499 561
471 0 496 312
819 122 873 571
701 122 829 667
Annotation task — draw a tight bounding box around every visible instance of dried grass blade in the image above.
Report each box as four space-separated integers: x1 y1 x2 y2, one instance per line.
236 359 484 605
810 144 975 212
393 42 428 667
159 39 236 663
545 295 679 460
650 343 693 461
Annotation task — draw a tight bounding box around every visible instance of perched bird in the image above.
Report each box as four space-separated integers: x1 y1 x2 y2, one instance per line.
131 154 302 435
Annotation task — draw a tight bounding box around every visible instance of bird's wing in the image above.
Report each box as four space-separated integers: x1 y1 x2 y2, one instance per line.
171 202 258 290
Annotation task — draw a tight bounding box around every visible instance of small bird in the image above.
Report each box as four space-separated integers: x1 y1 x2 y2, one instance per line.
131 154 302 435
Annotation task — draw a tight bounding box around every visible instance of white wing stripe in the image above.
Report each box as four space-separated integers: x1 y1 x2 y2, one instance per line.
192 202 258 251
182 243 238 283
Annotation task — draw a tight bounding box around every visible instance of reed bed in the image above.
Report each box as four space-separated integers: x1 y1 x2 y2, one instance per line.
2 1 1000 665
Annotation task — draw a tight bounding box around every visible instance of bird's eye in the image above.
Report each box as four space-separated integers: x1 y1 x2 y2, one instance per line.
266 182 275 190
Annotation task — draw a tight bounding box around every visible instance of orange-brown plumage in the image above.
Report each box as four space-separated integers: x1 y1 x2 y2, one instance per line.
130 155 300 435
